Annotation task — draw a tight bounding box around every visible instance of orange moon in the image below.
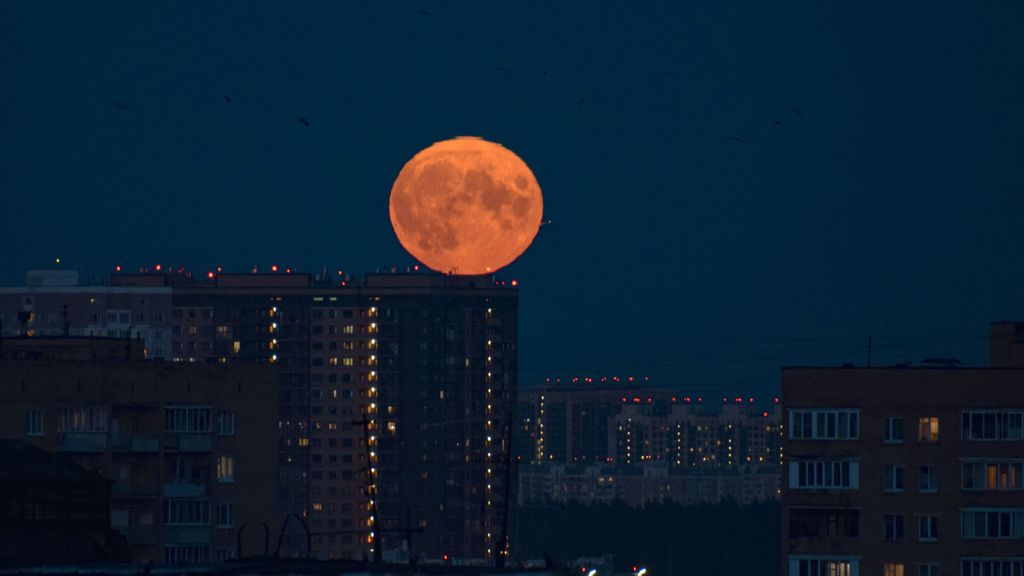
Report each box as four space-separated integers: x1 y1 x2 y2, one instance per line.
389 136 543 275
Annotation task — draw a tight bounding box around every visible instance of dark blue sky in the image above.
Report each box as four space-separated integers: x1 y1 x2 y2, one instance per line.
3 1 1023 395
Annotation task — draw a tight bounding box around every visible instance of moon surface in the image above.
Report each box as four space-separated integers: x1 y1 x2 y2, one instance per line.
389 136 543 275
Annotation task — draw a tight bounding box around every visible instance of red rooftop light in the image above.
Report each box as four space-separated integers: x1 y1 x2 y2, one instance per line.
271 265 279 272
207 271 215 279
115 265 121 272
154 264 162 271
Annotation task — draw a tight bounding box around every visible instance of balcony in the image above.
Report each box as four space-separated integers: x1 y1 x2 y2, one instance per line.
120 525 159 546
164 525 213 545
57 431 107 452
165 433 212 452
162 482 206 498
112 437 160 453
112 479 160 499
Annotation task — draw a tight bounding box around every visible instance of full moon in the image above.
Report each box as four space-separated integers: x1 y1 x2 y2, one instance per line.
389 136 543 275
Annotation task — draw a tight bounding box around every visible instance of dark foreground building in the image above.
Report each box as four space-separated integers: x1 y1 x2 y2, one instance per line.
1 269 519 563
0 439 126 566
0 337 279 564
782 322 1024 576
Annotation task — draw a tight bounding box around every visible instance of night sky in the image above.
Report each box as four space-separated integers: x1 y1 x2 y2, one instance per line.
3 1 1023 396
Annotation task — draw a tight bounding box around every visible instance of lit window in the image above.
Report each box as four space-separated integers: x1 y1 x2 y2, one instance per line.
217 456 234 483
918 417 939 443
883 563 904 576
962 460 1023 490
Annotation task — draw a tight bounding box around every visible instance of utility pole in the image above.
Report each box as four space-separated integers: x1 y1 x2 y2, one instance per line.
867 336 873 368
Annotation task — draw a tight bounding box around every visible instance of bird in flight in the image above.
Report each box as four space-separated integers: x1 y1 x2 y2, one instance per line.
730 136 746 143
772 120 782 126
222 95 231 104
789 107 803 117
571 97 587 106
298 117 310 127
112 102 130 110
416 9 432 16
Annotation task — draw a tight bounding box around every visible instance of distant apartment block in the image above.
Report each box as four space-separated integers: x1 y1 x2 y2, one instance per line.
781 321 1024 576
0 337 279 565
516 381 782 506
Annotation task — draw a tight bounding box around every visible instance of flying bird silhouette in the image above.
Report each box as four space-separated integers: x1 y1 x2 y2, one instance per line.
730 136 746 143
222 95 231 104
772 120 782 126
416 9 432 16
571 97 587 106
789 107 803 117
298 117 310 127
112 102 130 110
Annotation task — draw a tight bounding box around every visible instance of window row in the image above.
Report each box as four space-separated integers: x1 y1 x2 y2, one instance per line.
789 461 859 489
790 409 1024 442
962 509 1024 539
789 410 859 440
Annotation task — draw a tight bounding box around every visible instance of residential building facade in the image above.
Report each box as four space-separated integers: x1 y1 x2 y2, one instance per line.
781 321 1024 576
0 337 279 565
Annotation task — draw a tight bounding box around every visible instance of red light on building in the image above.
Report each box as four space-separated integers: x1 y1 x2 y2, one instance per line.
621 397 627 403
735 397 744 403
763 411 769 417
154 264 162 271
647 397 653 404
115 265 121 272
748 397 755 403
217 266 222 273
773 397 780 404
633 397 641 403
511 279 518 287
271 265 279 272
207 271 215 279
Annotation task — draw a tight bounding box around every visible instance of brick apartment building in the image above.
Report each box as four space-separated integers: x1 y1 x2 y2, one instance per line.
782 321 1024 576
0 337 278 564
0 267 518 563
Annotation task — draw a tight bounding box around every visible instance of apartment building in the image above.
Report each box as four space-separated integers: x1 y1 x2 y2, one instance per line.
0 337 279 565
781 321 1024 576
516 382 782 506
1 268 519 563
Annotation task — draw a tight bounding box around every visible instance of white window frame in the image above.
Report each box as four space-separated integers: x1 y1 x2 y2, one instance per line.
217 502 233 528
884 416 904 444
919 466 938 493
165 406 212 433
217 412 235 436
961 410 1024 441
961 508 1024 539
962 459 1024 491
960 558 1024 575
26 410 44 436
917 515 938 542
883 465 905 492
883 514 904 542
787 556 859 576
788 460 860 490
789 409 860 440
